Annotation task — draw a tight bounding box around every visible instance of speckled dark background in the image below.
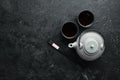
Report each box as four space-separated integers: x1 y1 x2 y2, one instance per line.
0 0 120 80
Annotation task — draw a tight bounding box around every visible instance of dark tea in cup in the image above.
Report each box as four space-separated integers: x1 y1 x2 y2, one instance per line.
78 10 94 28
61 22 79 39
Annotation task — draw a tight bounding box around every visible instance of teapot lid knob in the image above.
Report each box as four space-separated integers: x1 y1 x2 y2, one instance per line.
84 39 99 54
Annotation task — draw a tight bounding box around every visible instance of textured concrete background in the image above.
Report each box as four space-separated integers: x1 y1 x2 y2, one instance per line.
0 0 120 80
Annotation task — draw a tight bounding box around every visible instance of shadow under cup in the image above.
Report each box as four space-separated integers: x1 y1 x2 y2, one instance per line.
61 22 78 39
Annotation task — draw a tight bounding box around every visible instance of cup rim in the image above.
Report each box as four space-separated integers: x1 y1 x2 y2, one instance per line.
61 22 79 39
77 10 94 28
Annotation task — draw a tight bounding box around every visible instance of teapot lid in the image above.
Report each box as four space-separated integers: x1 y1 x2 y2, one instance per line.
84 38 99 54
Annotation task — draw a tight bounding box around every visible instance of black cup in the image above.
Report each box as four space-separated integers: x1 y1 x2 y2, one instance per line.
61 22 79 39
78 10 94 28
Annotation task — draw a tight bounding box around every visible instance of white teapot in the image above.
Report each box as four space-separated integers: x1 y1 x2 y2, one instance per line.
68 30 105 61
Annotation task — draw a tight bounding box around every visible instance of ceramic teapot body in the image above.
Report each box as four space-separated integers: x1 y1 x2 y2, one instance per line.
68 30 105 61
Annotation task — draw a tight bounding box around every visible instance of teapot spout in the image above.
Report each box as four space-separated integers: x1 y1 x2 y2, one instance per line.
68 42 77 48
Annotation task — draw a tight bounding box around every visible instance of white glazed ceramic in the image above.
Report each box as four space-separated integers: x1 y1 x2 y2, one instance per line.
68 30 105 61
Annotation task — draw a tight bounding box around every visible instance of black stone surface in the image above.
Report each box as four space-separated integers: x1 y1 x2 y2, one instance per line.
0 0 120 80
